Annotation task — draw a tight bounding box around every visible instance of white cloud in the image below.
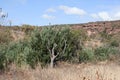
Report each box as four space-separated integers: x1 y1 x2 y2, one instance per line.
98 12 111 21
59 5 86 16
46 8 56 13
90 13 99 19
115 12 120 17
114 12 120 20
91 11 120 21
42 14 55 20
91 12 112 21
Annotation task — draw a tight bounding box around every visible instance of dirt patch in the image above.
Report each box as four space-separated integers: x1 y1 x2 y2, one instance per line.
11 30 25 41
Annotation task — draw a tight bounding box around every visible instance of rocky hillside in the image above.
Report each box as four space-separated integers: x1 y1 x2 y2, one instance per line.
1 20 120 34
71 20 120 36
0 20 120 42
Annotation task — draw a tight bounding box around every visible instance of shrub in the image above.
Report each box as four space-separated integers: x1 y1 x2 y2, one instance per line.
94 45 119 61
27 27 80 68
0 26 82 69
0 45 7 70
5 41 28 66
100 28 112 42
79 48 94 62
94 46 109 61
110 40 119 47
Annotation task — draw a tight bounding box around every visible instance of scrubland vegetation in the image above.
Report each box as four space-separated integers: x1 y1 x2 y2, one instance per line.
0 24 120 80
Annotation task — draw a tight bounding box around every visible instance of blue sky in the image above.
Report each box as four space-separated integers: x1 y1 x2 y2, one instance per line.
0 0 120 26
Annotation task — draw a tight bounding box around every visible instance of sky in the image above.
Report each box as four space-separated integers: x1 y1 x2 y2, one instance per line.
0 0 120 26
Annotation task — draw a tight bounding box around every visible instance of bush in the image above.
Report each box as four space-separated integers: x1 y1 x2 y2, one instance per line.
79 48 94 62
0 40 31 70
108 47 118 54
0 45 7 70
100 28 112 42
0 26 82 69
110 40 119 47
27 27 80 68
94 45 119 61
5 41 30 67
94 46 109 61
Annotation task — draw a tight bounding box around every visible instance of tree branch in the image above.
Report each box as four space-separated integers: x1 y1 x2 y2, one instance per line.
55 52 59 58
51 43 57 55
62 39 67 54
47 46 53 58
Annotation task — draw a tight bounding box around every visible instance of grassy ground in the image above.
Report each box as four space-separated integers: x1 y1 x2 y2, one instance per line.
0 61 120 80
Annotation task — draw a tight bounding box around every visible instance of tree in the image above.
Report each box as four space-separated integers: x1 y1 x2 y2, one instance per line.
29 27 78 68
43 27 68 68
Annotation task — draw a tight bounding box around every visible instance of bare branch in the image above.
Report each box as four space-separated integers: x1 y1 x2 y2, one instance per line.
47 46 51 54
55 52 60 58
52 43 57 56
47 45 54 58
62 39 67 54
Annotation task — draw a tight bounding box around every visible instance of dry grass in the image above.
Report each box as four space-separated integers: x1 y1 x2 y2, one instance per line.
0 62 120 80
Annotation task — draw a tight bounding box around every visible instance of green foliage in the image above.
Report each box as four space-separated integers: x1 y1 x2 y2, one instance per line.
79 48 94 62
79 45 119 62
0 25 119 70
0 41 31 70
94 45 119 61
27 27 79 67
5 41 29 67
94 46 109 61
27 28 51 68
0 45 7 70
110 40 119 47
70 29 87 58
107 47 119 55
71 29 88 42
100 28 112 42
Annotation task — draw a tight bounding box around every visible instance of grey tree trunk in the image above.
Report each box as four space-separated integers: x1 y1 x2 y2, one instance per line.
48 41 66 68
50 57 55 68
47 43 58 68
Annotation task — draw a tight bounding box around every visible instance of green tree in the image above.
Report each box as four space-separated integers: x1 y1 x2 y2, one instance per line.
29 27 78 68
